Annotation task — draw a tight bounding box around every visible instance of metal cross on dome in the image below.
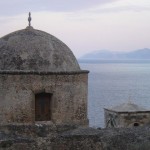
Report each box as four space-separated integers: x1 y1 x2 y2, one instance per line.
28 12 32 26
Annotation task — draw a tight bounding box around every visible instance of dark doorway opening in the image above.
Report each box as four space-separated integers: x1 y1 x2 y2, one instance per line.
133 122 139 127
35 93 52 121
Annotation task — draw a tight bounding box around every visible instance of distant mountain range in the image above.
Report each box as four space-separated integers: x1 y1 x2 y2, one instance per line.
80 48 150 60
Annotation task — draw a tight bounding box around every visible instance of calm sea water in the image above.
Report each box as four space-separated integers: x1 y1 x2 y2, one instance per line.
80 60 150 128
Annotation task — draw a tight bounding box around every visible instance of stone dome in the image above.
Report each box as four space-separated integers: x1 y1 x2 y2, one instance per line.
0 26 80 72
108 102 147 112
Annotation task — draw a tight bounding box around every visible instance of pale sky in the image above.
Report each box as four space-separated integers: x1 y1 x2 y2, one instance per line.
0 0 150 58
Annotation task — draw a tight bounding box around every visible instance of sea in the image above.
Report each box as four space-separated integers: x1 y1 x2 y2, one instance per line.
79 60 150 128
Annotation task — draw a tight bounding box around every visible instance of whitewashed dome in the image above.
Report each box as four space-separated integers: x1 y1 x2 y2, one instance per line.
0 26 80 72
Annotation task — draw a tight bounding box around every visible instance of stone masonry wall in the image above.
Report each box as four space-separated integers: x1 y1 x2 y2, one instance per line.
105 109 150 128
1 125 150 150
0 72 88 126
119 112 150 127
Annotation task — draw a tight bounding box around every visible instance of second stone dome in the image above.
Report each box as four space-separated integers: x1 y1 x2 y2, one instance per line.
0 26 80 72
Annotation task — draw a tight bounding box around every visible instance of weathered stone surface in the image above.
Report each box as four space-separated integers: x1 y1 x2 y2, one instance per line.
0 131 35 150
0 27 80 72
104 103 150 128
0 25 89 127
0 73 88 126
52 126 150 150
1 125 150 150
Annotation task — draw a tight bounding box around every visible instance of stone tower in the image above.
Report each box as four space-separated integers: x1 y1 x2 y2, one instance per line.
0 14 89 126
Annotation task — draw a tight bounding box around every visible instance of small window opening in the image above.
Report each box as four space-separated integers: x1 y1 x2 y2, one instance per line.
35 93 52 121
133 122 139 127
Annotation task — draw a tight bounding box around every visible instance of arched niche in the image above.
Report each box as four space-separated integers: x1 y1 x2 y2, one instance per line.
133 122 140 127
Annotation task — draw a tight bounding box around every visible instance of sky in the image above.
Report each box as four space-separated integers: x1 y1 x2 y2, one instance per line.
0 0 150 58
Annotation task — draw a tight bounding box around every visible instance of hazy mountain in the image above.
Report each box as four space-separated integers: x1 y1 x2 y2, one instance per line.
80 48 150 60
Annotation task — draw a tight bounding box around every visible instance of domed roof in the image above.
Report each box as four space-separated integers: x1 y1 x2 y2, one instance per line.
107 102 147 112
0 26 80 72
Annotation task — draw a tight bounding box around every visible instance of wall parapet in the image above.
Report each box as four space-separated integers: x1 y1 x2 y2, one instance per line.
1 125 150 150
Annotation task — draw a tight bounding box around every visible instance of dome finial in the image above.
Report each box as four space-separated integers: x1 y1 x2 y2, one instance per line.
28 12 32 26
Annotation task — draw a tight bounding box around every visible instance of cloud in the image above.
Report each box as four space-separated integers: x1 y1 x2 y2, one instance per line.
88 0 150 13
0 0 117 16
